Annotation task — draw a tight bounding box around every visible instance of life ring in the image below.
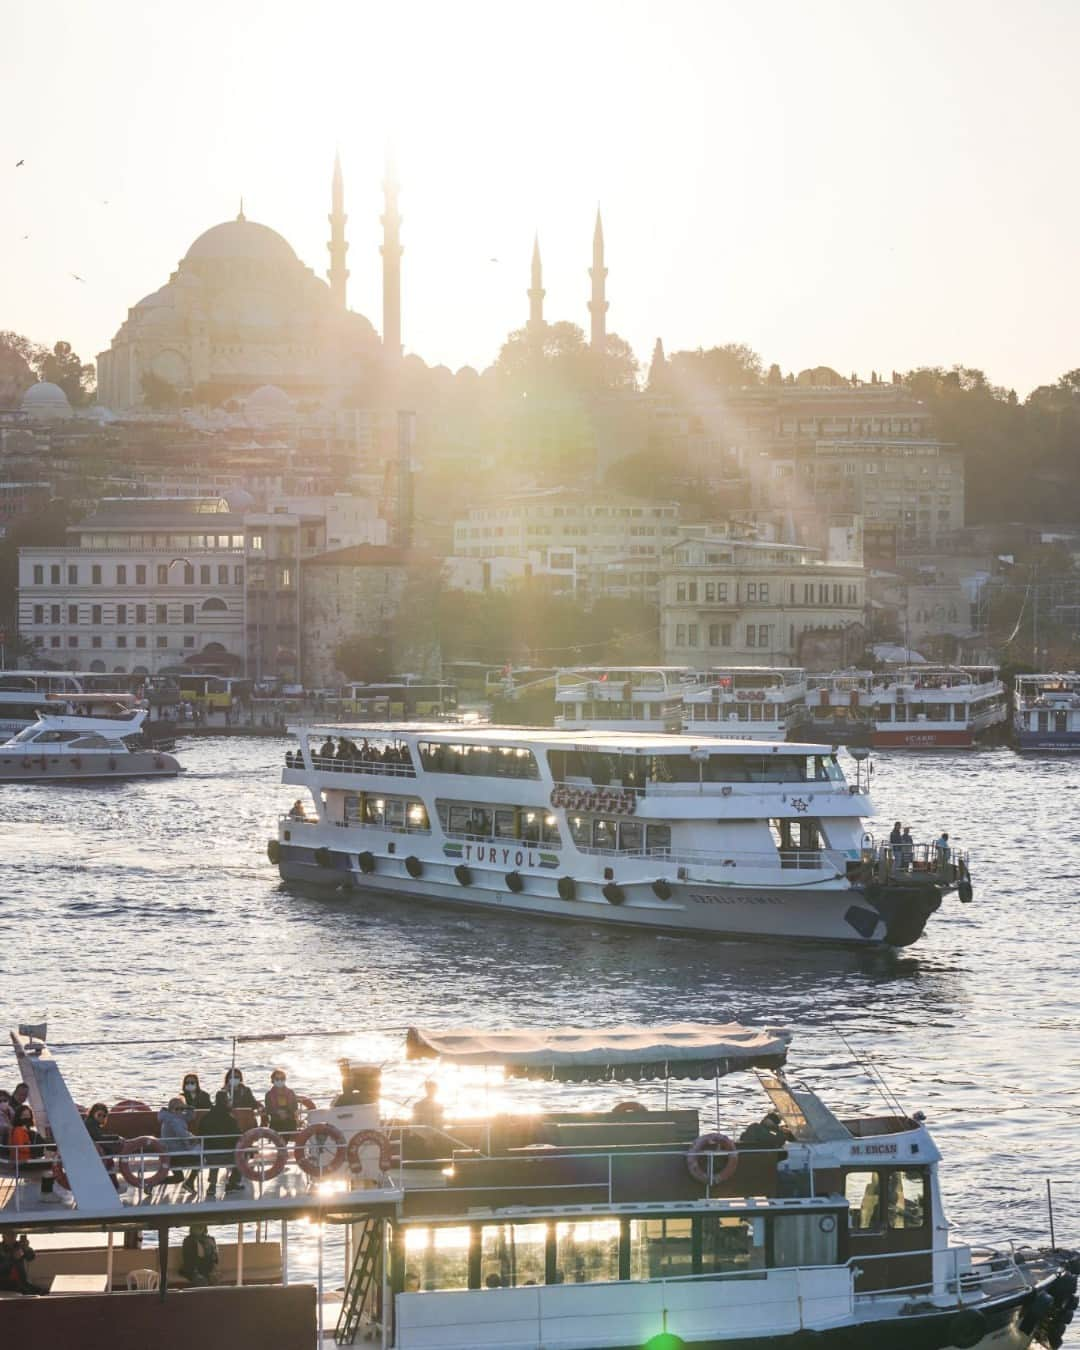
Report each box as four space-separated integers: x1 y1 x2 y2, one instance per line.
686 1132 738 1185
652 879 672 901
267 839 281 864
111 1099 151 1113
54 1141 114 1191
454 864 472 886
314 847 333 868
557 876 577 901
611 1101 645 1116
505 871 524 893
293 1122 346 1176
358 851 376 874
346 1129 394 1173
602 882 626 905
235 1127 287 1182
296 1096 317 1112
404 855 423 879
119 1136 171 1188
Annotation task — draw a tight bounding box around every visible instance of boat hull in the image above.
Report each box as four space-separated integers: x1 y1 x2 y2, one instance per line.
0 750 180 782
275 844 940 947
872 727 976 749
1015 730 1080 751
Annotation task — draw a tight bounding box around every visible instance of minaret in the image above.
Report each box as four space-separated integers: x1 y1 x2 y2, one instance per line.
381 152 403 362
527 234 545 336
327 150 349 309
588 207 608 351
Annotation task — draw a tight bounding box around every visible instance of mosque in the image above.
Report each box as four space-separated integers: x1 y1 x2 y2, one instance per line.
95 155 402 412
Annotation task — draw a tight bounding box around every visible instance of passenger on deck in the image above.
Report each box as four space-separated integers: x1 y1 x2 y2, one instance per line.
935 831 951 866
412 1080 444 1129
319 737 336 759
85 1103 122 1154
158 1098 199 1193
889 821 903 865
0 1231 43 1295
222 1068 258 1111
181 1073 212 1111
10 1083 29 1112
0 1090 12 1142
288 799 307 821
900 827 914 871
737 1110 788 1151
180 1222 219 1286
9 1104 57 1202
264 1069 300 1134
199 1091 243 1196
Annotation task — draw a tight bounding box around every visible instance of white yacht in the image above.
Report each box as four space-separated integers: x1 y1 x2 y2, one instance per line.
553 666 693 733
0 707 181 782
1013 673 1080 752
271 724 972 947
682 667 809 741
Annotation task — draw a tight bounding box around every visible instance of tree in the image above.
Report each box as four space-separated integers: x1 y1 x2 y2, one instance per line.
668 343 763 392
492 321 637 395
646 338 668 393
0 331 46 368
141 370 179 410
36 341 95 405
333 632 393 683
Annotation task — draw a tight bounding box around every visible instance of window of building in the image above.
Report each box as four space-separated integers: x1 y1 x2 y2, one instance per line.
67 635 78 648
200 564 211 584
183 604 195 624
760 583 769 602
675 624 686 647
116 605 127 624
92 565 102 584
280 566 292 588
183 635 195 648
183 564 195 585
50 636 61 648
135 564 147 584
687 582 698 602
157 564 169 584
135 635 147 648
91 636 102 649
50 564 60 585
116 635 127 649
218 565 229 585
50 604 60 623
156 636 167 649
116 565 127 584
676 582 686 602
67 605 78 624
201 598 227 613
250 533 264 552
747 626 756 647
67 565 78 585
33 604 43 623
136 605 146 624
234 566 244 585
687 624 699 647
747 583 757 601
33 564 44 584
156 604 167 624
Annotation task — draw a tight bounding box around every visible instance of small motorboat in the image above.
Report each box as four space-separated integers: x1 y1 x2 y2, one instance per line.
0 707 181 782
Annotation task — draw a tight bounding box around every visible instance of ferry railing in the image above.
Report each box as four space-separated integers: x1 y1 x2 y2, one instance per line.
572 843 853 875
549 776 858 800
285 750 417 778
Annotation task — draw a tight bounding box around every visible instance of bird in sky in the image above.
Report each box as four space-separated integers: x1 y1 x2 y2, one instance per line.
15 159 24 167
71 273 86 283
490 257 499 263
21 234 29 240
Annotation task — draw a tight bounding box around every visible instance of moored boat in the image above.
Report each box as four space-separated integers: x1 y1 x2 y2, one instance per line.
271 724 972 948
0 707 181 782
868 665 1007 749
682 667 809 741
553 666 693 733
1013 673 1080 751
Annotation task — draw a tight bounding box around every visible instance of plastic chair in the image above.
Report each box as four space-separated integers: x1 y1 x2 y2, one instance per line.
126 1268 160 1291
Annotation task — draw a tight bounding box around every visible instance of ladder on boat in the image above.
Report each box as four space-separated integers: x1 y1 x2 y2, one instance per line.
335 1216 384 1345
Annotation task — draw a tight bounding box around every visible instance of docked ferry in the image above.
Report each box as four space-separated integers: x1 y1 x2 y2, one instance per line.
682 667 809 741
1013 673 1080 751
804 670 877 743
553 666 693 733
271 724 972 947
869 666 1007 749
10 1022 1076 1350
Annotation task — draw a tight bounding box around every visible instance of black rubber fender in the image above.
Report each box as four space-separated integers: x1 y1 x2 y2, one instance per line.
267 839 281 864
314 847 333 868
652 879 672 901
602 882 626 905
404 855 423 879
358 851 376 874
1020 1288 1055 1334
557 875 577 901
454 864 472 886
505 871 524 893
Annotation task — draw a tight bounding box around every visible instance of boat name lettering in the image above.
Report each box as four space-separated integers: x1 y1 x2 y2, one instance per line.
688 892 785 906
849 1142 899 1157
462 845 541 868
550 785 637 816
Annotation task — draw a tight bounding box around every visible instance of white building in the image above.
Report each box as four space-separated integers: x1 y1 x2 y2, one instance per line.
660 531 867 670
18 497 246 674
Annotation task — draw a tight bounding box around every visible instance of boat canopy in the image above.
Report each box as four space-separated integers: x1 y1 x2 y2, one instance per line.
405 1022 790 1081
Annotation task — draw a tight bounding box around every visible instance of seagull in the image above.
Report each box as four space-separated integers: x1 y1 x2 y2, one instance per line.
21 234 29 240
71 273 85 282
489 257 499 263
15 159 24 167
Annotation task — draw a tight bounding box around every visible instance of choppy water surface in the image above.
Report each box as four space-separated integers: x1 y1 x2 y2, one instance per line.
1 738 1078 1316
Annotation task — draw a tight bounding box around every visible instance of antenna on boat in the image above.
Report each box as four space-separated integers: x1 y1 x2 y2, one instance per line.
831 1024 907 1119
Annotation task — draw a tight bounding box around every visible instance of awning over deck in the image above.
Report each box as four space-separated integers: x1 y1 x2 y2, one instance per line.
405 1022 790 1081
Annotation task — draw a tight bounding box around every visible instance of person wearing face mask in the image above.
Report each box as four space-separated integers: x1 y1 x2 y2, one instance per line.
180 1073 211 1111
221 1068 257 1111
263 1069 300 1134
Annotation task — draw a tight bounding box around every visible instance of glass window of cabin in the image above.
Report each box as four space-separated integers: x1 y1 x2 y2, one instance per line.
481 1222 547 1288
555 1220 620 1284
592 818 616 850
629 1218 693 1280
845 1171 882 1230
406 800 429 831
541 813 561 846
771 1212 839 1269
569 815 591 846
404 1225 471 1292
700 1215 765 1273
618 820 643 852
646 824 671 853
384 800 406 831
887 1170 926 1229
494 809 517 839
363 797 386 827
520 810 541 843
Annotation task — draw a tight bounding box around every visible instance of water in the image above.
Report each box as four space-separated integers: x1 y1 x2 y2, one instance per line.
1 738 1078 1316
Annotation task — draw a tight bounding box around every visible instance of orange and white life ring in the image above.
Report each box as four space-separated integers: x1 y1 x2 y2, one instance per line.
119 1136 170 1188
296 1096 317 1113
293 1122 346 1177
346 1129 394 1173
686 1132 738 1185
235 1127 288 1182
54 1141 114 1191
111 1099 151 1113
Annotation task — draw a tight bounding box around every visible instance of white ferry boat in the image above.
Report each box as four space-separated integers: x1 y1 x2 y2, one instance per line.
553 666 693 733
1013 673 1080 752
270 724 972 947
0 706 181 782
869 665 1007 749
804 670 878 743
683 667 809 741
8 1021 1078 1350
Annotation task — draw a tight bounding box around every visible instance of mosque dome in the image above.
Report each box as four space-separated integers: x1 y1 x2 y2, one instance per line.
21 381 73 419
247 383 293 408
184 216 298 266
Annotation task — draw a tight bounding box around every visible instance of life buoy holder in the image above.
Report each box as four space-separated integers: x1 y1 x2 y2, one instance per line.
404 855 423 879
111 1099 151 1113
686 1132 738 1185
346 1129 394 1174
267 839 281 864
235 1127 288 1182
293 1122 346 1177
119 1136 170 1189
296 1096 317 1113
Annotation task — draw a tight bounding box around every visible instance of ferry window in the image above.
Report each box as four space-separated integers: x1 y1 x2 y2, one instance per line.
404 1225 470 1292
494 810 517 839
385 800 406 831
646 824 671 853
629 1218 692 1280
887 1170 926 1229
555 1220 620 1284
700 1215 764 1273
481 1222 547 1288
569 815 591 847
845 1171 882 1230
520 810 541 844
771 1213 838 1269
619 820 643 852
344 794 362 825
541 814 561 846
407 801 429 831
592 818 616 849
363 797 386 826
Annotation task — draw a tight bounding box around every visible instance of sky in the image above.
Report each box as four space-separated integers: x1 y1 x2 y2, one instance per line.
3 0 1078 397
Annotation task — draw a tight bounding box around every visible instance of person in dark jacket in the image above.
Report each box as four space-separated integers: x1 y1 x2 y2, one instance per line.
222 1068 257 1111
200 1091 244 1196
180 1073 212 1111
180 1223 218 1285
0 1230 43 1294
